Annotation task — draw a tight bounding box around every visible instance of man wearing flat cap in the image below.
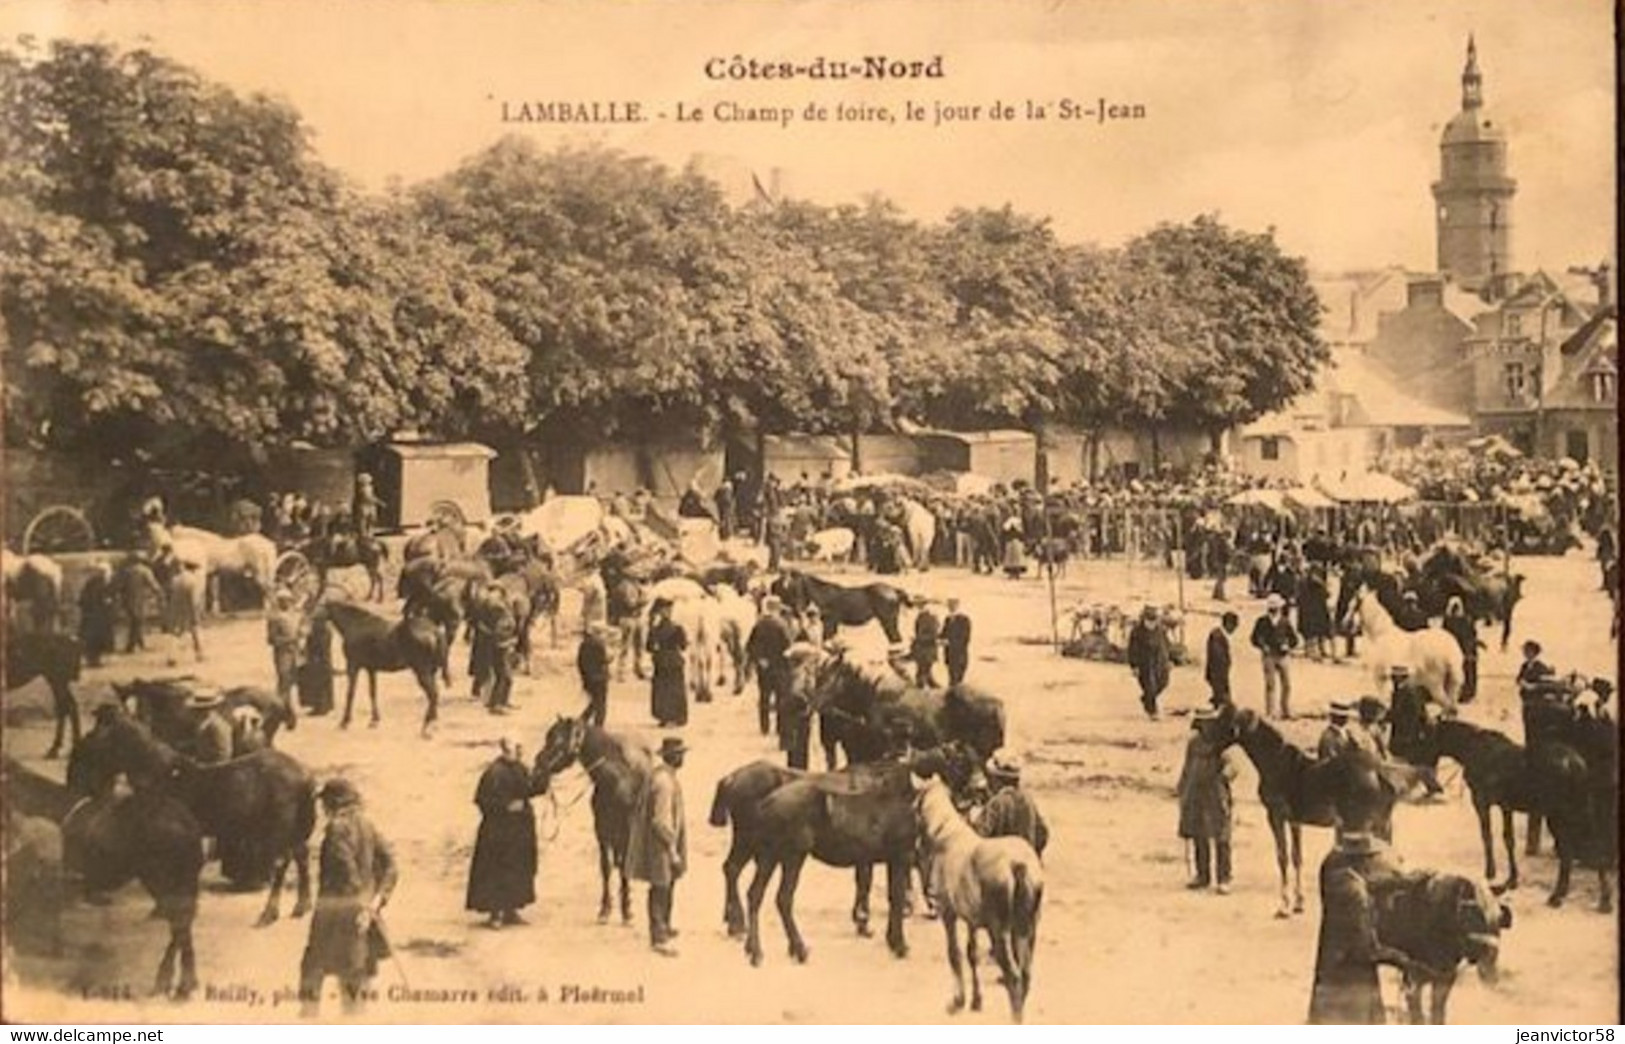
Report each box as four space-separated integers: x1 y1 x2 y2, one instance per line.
628 737 688 955
300 778 397 1017
746 597 794 737
977 756 1049 858
186 691 233 766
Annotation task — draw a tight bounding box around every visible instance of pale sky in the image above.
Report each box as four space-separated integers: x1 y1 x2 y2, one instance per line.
2 0 1615 273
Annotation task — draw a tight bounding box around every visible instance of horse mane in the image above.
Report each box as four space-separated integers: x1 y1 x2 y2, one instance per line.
916 778 974 848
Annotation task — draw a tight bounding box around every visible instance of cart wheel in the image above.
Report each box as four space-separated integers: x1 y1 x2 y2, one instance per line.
23 505 96 555
274 550 317 605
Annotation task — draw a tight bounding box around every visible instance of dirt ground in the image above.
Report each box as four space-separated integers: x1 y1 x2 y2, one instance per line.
4 543 1617 1025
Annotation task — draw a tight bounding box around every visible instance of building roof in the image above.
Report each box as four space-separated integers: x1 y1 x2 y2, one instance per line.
919 429 1035 446
1241 351 1470 438
1545 307 1618 411
385 442 497 461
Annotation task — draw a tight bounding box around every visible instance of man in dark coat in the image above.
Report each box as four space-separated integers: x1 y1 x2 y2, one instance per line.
1308 832 1433 1024
911 600 942 688
298 605 335 716
1177 707 1237 892
942 598 973 687
186 692 233 765
1441 596 1481 704
647 599 688 728
778 646 815 770
300 778 397 1018
77 563 116 667
1126 606 1172 720
1297 565 1334 660
1394 591 1429 633
977 757 1048 857
466 735 538 929
1205 612 1238 706
577 623 612 727
745 598 793 737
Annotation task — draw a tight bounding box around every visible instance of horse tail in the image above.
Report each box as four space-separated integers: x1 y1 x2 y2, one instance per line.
708 776 732 828
1010 859 1041 968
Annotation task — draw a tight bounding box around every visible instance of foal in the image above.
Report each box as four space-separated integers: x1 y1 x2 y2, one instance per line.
916 779 1043 1023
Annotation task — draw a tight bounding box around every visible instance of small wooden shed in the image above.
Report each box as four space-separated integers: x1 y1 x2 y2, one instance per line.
372 441 497 529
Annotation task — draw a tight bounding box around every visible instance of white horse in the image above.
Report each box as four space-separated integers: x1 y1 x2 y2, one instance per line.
2 550 64 633
168 525 277 611
916 779 1044 1023
898 498 937 571
1347 586 1463 711
646 577 720 701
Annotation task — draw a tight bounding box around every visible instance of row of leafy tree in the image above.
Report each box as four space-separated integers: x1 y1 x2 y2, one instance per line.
1 40 1328 482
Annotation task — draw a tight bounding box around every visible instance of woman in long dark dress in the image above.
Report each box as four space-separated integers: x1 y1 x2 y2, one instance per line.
466 736 538 928
646 599 688 727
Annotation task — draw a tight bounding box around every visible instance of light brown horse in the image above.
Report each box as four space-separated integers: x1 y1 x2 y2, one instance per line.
915 778 1043 1023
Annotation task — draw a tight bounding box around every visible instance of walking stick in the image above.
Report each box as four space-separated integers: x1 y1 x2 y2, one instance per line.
369 910 412 992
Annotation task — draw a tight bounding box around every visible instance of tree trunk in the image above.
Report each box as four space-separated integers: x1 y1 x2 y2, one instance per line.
850 426 862 474
1032 415 1050 494
1150 426 1163 471
1087 429 1102 482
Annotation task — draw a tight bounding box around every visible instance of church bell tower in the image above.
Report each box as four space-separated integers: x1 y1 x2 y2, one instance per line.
1432 36 1517 298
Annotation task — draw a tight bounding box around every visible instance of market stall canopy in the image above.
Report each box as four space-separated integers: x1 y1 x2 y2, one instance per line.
1283 486 1336 510
920 470 998 497
1225 488 1287 512
831 473 935 497
515 495 603 550
1315 472 1417 504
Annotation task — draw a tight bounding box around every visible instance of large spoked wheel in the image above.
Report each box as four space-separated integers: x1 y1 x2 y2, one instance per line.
23 505 96 554
274 550 318 606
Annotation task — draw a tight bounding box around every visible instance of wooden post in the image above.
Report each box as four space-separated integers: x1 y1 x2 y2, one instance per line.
1043 484 1060 655
1174 509 1186 615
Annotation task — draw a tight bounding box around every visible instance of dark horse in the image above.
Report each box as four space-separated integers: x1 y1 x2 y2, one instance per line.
530 715 650 924
4 627 83 758
812 653 1006 770
72 707 315 925
324 597 445 735
1211 706 1410 918
303 531 390 602
398 556 491 684
772 569 916 645
1373 871 1512 1024
708 746 978 948
726 759 925 967
59 735 205 998
115 678 295 750
1418 719 1595 907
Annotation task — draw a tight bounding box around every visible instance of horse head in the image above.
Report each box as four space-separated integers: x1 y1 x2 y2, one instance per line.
531 714 587 793
1439 875 1510 984
68 706 177 796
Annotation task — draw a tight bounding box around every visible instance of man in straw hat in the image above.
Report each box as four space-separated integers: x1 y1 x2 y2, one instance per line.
1251 593 1299 720
185 690 233 766
628 736 688 956
1318 700 1358 761
300 778 397 1018
1177 706 1237 893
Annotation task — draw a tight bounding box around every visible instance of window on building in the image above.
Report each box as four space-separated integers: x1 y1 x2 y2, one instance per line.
1260 437 1281 462
1505 312 1523 338
1593 371 1616 403
1503 362 1526 402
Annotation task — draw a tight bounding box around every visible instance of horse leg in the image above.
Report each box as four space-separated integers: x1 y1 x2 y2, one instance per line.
777 854 810 963
291 839 312 918
1270 815 1291 918
617 842 633 923
942 911 966 1014
885 858 909 958
1477 801 1499 886
340 669 359 729
1497 807 1521 892
852 863 873 936
989 926 1023 1023
175 905 199 1000
966 924 984 1013
723 836 747 937
744 857 775 966
1598 867 1614 914
1526 813 1543 856
154 925 180 998
418 669 440 737
1547 822 1571 908
47 679 79 759
1290 823 1305 914
1429 979 1454 1026
255 850 292 927
597 842 613 923
367 670 381 728
1402 979 1426 1025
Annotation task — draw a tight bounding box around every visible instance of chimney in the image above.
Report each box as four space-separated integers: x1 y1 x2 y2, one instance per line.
1407 276 1444 310
1596 261 1614 309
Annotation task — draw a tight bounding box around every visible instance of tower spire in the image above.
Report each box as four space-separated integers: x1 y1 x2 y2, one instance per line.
1462 33 1482 110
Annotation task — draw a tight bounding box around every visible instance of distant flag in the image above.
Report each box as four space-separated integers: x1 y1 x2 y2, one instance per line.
751 171 776 205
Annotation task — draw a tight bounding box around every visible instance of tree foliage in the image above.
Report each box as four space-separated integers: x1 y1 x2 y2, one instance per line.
3 41 1329 476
